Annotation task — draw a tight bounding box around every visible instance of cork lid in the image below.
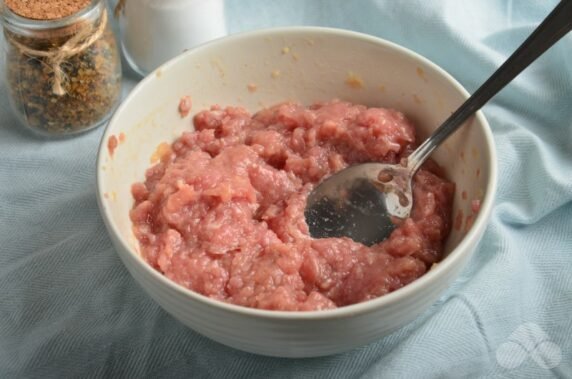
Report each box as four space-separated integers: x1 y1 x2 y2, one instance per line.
5 0 92 20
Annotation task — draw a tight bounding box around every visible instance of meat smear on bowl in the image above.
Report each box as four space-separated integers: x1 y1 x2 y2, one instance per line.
130 100 454 311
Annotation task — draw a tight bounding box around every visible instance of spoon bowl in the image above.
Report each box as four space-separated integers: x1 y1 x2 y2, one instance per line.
305 162 412 246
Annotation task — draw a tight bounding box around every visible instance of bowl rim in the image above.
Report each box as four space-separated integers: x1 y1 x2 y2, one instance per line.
96 25 498 320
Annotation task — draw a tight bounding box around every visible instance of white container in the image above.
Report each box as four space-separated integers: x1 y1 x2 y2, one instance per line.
97 27 498 358
120 0 226 76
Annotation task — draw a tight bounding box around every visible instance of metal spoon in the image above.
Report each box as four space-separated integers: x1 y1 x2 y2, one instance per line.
305 0 572 246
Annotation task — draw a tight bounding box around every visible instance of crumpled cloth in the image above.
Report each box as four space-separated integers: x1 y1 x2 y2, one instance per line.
1 0 570 377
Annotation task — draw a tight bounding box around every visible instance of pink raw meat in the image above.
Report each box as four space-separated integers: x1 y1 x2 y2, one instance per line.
131 100 454 311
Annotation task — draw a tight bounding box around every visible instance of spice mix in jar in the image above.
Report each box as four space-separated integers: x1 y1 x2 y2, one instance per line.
1 0 122 136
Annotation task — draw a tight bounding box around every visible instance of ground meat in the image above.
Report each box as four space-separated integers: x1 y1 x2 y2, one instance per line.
178 96 192 118
130 100 454 311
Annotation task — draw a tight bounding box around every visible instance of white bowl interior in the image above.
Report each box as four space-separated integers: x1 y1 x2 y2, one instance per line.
99 28 492 260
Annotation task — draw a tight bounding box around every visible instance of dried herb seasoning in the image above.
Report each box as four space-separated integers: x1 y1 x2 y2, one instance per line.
2 0 122 136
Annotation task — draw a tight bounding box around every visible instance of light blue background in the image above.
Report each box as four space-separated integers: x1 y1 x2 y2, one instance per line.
1 1 570 377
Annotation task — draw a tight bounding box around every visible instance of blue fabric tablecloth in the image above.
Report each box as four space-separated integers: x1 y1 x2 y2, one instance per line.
1 1 571 377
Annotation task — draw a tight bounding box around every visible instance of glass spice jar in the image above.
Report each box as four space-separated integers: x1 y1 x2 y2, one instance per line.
1 0 122 136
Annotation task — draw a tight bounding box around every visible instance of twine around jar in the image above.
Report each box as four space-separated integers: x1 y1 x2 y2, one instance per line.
5 8 108 96
114 0 126 17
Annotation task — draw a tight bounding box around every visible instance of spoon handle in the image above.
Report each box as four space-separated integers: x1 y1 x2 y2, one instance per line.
407 0 572 172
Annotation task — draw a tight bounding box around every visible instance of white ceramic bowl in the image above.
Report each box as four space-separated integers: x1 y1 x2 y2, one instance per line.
96 27 497 358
